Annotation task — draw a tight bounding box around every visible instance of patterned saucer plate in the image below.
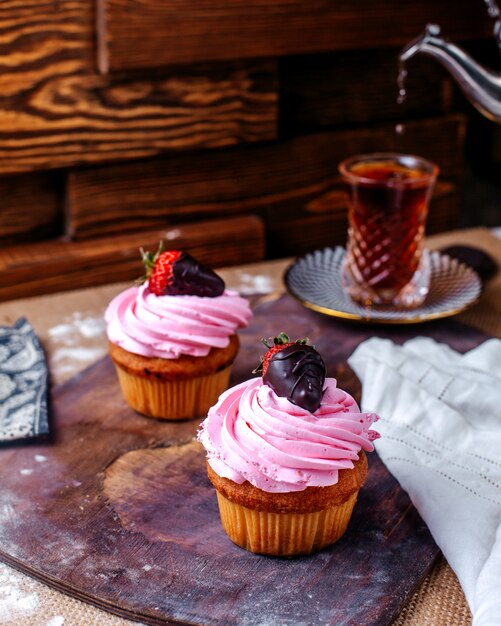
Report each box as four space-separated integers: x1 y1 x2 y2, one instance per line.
284 247 482 324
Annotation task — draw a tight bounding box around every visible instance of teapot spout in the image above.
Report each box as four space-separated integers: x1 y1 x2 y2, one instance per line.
399 24 501 123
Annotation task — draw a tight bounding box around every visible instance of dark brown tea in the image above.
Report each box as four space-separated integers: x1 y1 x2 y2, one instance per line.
347 161 431 292
340 156 438 307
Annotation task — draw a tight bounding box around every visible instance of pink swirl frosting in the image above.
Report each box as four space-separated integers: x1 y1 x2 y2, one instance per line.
198 377 379 493
105 284 252 359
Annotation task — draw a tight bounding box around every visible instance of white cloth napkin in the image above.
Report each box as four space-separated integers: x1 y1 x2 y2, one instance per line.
348 337 501 626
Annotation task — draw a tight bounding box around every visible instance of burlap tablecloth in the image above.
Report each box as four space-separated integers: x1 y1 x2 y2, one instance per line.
0 227 499 626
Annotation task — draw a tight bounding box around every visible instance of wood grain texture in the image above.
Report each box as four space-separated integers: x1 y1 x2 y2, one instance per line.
0 215 264 302
0 0 93 94
0 171 62 245
281 49 454 131
0 62 277 174
1 294 490 625
67 115 465 249
101 0 493 72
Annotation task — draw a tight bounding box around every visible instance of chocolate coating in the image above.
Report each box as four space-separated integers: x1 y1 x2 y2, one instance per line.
167 252 225 297
263 344 326 413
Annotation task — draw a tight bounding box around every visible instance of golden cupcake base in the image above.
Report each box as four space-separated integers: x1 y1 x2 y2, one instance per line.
216 491 358 556
114 364 232 420
207 454 368 556
108 335 239 420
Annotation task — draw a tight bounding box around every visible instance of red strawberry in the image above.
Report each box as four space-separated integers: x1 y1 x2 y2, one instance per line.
140 245 225 297
254 332 326 412
145 249 181 295
256 332 296 377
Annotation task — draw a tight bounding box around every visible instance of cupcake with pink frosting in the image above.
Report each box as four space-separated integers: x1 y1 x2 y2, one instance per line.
105 247 252 420
198 332 379 556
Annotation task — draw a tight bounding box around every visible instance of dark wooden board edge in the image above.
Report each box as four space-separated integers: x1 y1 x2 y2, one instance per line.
0 460 442 626
0 550 181 626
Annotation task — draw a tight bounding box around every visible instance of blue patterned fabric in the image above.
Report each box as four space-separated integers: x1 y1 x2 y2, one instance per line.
0 318 49 442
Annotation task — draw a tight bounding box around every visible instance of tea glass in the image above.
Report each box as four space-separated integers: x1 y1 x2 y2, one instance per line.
339 153 439 308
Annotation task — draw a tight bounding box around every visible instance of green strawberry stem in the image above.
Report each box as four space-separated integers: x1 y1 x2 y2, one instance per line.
137 241 165 284
253 332 310 374
262 331 291 349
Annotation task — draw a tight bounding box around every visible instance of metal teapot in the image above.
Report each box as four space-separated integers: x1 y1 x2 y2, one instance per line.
399 22 501 122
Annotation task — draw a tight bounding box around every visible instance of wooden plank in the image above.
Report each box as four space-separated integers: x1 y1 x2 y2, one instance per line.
101 0 493 72
0 172 62 245
0 215 264 302
0 0 93 95
281 49 454 131
67 115 466 242
0 62 277 174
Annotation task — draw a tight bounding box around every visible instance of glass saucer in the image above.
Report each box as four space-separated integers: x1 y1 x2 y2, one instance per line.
284 247 482 324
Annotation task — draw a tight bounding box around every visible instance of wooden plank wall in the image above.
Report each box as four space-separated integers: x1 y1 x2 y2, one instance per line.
0 0 495 300
66 116 465 255
100 0 492 70
0 216 264 301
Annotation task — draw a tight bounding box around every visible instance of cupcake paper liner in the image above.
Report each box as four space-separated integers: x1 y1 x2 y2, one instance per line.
114 364 232 420
215 490 359 556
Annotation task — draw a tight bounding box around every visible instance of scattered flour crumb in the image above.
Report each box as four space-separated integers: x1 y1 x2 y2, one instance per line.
45 617 65 626
20 469 33 475
0 563 39 621
142 565 152 571
47 313 107 382
50 346 105 363
34 455 47 463
236 273 275 295
1 503 15 519
48 313 105 341
49 346 106 382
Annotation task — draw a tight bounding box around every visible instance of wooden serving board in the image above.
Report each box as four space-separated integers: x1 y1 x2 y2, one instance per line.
0 294 489 625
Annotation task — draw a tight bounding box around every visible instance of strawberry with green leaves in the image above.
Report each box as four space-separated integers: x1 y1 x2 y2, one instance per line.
254 332 326 412
140 244 225 298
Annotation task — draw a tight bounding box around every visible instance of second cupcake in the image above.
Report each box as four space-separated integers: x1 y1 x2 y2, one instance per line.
105 246 252 420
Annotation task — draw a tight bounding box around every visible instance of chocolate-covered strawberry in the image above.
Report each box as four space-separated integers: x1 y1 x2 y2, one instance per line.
254 332 326 413
140 245 225 297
